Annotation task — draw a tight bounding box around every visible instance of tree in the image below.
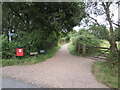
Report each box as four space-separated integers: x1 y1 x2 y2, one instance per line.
85 2 119 52
89 24 109 40
102 2 118 51
2 2 87 58
2 2 86 34
114 27 120 41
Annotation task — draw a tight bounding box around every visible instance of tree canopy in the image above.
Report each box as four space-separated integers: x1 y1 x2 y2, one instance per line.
2 2 86 34
84 2 119 51
2 2 87 59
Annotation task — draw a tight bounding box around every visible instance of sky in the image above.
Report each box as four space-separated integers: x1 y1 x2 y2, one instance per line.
73 3 119 32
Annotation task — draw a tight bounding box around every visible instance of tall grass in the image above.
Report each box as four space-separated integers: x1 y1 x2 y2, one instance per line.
92 61 118 88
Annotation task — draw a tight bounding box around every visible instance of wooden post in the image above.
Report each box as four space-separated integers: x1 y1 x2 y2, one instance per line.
83 44 86 55
78 44 80 54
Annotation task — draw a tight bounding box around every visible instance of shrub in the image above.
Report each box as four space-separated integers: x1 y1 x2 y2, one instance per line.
2 35 23 59
59 37 70 44
114 27 120 41
2 30 60 59
2 46 60 67
92 61 118 88
107 51 119 68
72 29 101 55
71 36 78 45
77 34 100 55
77 34 100 46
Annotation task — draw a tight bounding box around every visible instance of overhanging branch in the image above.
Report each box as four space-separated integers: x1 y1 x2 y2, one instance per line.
86 14 104 28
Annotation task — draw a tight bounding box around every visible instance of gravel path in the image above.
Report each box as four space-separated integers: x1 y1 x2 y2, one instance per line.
2 44 108 88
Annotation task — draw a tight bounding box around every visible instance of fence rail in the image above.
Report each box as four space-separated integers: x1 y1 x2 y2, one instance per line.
77 44 110 56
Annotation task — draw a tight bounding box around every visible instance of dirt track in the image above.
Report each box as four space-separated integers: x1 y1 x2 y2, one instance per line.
2 44 108 88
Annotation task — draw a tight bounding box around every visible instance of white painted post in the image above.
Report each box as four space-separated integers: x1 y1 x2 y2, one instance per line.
8 31 11 42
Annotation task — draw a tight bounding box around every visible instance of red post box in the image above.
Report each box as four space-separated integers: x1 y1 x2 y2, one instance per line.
16 48 24 56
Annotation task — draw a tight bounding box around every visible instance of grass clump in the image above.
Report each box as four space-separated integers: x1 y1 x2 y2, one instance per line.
1 46 60 67
92 61 118 88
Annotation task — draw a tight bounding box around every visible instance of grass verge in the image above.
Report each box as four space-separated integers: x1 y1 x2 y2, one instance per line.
92 61 118 88
1 46 60 67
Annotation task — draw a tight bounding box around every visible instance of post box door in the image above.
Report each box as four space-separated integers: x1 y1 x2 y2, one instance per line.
16 48 24 56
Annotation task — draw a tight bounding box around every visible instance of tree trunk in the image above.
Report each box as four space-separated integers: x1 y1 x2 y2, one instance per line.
102 2 118 52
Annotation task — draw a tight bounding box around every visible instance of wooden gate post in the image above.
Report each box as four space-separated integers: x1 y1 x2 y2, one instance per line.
78 44 80 54
83 44 86 55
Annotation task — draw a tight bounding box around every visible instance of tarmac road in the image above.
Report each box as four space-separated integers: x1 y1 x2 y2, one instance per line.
2 77 40 88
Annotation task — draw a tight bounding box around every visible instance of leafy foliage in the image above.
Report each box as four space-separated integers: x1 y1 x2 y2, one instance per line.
92 61 118 88
71 28 100 55
2 2 86 59
2 46 60 66
89 24 109 40
2 30 60 59
2 2 86 34
77 34 100 47
107 51 119 68
2 35 22 59
85 2 119 52
114 27 120 41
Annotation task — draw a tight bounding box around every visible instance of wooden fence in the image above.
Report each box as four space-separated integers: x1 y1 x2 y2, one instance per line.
77 44 110 56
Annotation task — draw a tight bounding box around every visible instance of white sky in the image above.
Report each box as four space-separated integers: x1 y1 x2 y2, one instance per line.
73 3 119 32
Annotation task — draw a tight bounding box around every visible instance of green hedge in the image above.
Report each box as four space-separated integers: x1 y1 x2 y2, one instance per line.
71 29 101 55
2 30 59 59
2 46 60 67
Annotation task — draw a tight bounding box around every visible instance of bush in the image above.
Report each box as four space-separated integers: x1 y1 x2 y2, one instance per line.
2 46 60 67
71 36 78 45
2 30 60 59
114 27 120 41
59 37 70 44
92 61 118 88
107 51 119 68
89 24 109 40
77 34 100 55
2 35 23 59
77 34 100 46
71 29 101 55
